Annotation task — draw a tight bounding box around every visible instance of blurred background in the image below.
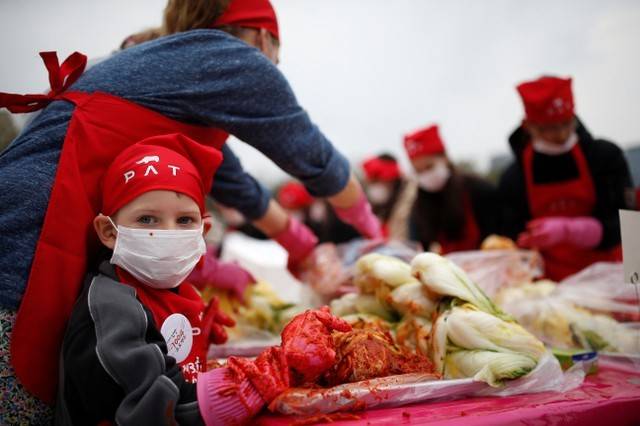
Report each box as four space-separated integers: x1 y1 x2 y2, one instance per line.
1 0 639 184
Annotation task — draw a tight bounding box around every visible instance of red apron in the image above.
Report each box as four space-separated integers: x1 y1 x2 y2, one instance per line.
0 52 228 403
116 269 207 383
523 142 621 281
438 192 481 254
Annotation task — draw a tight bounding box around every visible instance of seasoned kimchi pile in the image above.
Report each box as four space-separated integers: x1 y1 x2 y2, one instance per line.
321 327 438 387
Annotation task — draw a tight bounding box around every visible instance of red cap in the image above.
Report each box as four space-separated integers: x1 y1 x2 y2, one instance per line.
213 0 279 41
403 125 446 160
278 181 314 210
101 133 222 216
517 76 574 124
362 157 401 181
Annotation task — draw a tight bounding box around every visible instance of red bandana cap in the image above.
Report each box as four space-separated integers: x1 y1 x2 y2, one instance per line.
278 181 314 210
101 133 223 216
362 156 401 182
213 0 280 41
403 124 446 160
517 76 574 124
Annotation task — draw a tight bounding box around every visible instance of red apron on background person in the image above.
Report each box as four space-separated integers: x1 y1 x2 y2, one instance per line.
438 193 481 255
523 143 621 281
116 269 208 383
0 52 228 404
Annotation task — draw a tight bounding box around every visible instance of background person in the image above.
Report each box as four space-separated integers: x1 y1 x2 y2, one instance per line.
405 124 499 254
361 153 416 240
498 76 634 281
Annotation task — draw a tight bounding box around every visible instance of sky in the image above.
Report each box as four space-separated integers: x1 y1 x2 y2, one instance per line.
1 0 639 186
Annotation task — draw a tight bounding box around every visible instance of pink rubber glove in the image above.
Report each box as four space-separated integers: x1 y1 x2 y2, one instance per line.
197 367 264 426
280 306 352 384
333 192 383 239
188 247 255 300
518 216 603 250
273 217 319 273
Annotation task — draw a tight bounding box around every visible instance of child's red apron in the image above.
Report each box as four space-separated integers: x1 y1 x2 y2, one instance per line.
522 142 621 281
116 269 208 384
0 52 228 403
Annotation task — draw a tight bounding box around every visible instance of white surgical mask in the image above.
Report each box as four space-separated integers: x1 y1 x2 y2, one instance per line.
532 132 578 156
417 162 451 192
108 218 206 289
367 183 391 204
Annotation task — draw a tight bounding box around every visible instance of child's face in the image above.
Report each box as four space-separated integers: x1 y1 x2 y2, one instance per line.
94 190 204 249
113 190 202 230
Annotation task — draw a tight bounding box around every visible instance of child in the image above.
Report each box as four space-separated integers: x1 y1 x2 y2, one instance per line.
55 133 350 425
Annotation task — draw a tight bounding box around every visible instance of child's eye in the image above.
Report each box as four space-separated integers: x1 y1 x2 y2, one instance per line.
137 215 156 225
177 216 195 225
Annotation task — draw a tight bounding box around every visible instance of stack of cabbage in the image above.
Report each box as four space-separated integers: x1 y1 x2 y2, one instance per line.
203 281 303 336
331 252 546 386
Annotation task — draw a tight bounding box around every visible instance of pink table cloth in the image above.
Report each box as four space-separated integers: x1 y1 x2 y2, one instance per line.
257 361 640 426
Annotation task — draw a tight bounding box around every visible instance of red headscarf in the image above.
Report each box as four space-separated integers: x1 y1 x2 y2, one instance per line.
101 133 222 216
362 156 401 182
213 0 280 40
517 76 574 124
278 181 314 210
403 125 446 160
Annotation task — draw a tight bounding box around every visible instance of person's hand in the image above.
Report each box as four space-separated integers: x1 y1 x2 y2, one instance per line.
518 217 567 249
333 191 383 239
273 217 318 276
293 243 349 296
518 217 603 250
188 246 255 301
202 296 236 345
280 306 352 384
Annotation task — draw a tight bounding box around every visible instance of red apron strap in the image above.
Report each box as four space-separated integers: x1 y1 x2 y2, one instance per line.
0 51 87 113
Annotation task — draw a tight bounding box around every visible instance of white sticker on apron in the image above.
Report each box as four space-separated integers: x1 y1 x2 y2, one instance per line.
160 313 193 363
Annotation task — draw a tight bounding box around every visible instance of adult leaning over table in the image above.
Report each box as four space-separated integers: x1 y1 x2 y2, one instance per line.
499 75 634 281
0 0 381 420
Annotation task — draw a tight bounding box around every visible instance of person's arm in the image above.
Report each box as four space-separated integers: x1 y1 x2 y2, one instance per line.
61 274 202 426
210 144 272 221
590 139 635 249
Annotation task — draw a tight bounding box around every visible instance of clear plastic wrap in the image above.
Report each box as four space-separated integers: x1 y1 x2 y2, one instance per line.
496 263 640 357
269 353 582 416
445 249 543 297
558 262 640 320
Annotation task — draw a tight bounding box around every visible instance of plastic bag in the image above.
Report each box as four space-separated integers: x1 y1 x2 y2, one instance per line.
445 250 543 297
496 274 640 355
269 352 581 415
337 238 420 267
558 262 640 319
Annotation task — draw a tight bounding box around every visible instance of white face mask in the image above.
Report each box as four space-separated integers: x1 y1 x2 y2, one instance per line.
532 132 578 156
109 218 206 289
367 183 391 204
417 162 451 192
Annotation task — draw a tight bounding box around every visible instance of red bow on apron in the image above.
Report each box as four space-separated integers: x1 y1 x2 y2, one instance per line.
523 143 621 281
0 52 228 404
438 192 481 255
